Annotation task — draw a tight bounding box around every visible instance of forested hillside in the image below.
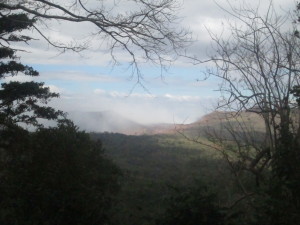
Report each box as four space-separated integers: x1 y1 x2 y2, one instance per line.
1 1 300 225
91 132 235 225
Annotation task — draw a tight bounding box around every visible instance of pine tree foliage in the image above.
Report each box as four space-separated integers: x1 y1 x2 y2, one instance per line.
157 181 225 225
0 121 122 225
0 5 122 225
0 7 64 128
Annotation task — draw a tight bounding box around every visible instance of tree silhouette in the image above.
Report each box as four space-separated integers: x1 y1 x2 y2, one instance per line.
184 2 300 224
0 121 122 225
0 8 64 129
0 0 190 81
0 7 122 225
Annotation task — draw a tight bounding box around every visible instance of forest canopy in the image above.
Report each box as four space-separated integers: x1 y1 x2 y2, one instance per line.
0 4 122 225
1 1 300 225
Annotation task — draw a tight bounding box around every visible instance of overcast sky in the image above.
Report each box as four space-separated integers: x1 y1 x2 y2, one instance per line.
7 0 296 125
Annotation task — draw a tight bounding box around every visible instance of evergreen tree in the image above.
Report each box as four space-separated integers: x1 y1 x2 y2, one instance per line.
0 121 122 225
0 8 64 129
157 181 225 225
0 7 122 225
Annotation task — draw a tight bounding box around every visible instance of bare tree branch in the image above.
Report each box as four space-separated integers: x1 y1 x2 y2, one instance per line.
181 0 300 211
0 0 191 82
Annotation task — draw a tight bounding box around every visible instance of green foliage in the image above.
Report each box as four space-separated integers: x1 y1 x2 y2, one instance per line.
0 60 39 77
93 132 231 225
265 128 300 225
0 81 63 126
0 47 14 59
157 180 225 225
0 8 122 225
0 121 122 225
0 13 36 34
291 85 300 106
0 8 64 128
257 85 300 225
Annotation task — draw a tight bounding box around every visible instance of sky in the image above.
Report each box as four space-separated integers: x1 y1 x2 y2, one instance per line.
6 0 296 125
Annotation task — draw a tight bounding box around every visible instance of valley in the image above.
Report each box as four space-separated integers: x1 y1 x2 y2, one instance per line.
91 132 229 225
85 110 265 225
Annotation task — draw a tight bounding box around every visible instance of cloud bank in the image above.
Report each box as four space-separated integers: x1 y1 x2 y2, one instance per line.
48 87 217 125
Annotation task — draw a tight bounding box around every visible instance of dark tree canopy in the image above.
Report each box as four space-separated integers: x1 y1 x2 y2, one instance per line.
0 6 122 225
0 121 122 225
157 181 225 225
0 8 64 128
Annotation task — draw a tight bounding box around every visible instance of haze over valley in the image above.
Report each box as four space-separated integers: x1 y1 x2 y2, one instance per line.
1 1 299 225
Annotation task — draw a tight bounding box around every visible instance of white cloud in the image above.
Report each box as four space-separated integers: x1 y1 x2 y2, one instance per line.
109 91 126 98
163 93 201 102
3 75 34 83
4 0 296 127
48 88 217 125
93 89 106 95
45 85 62 93
94 89 157 98
40 70 121 83
9 0 295 69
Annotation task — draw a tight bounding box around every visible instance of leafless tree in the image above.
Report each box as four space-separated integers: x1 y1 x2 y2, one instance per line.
181 1 300 209
0 0 190 81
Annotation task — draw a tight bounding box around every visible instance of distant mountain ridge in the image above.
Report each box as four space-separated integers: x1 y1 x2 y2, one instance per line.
162 110 267 137
67 110 266 135
67 111 175 135
68 111 143 135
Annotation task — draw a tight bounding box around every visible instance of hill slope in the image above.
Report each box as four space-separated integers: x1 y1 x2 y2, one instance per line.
91 132 228 225
67 111 147 134
68 110 267 135
67 111 177 135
